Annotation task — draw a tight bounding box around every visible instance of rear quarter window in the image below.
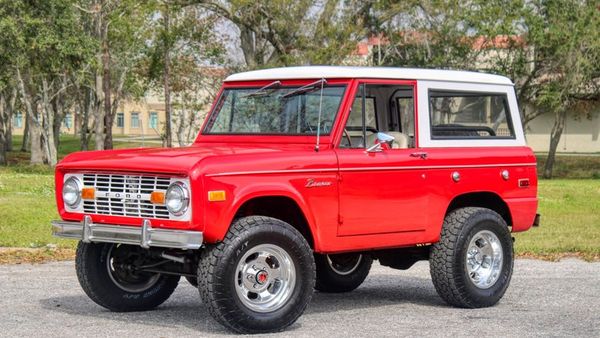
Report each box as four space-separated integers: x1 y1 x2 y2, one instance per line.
429 90 515 139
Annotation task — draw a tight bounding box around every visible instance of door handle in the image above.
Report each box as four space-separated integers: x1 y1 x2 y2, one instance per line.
410 152 428 159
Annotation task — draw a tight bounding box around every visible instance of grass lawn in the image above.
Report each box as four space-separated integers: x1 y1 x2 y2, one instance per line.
513 180 600 260
0 134 154 261
1 135 598 261
1 162 599 259
535 154 600 179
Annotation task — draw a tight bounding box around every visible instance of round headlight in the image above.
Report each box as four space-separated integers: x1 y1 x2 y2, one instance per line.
63 177 82 208
165 181 189 216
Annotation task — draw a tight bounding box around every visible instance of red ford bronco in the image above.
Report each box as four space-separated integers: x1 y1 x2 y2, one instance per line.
53 66 539 333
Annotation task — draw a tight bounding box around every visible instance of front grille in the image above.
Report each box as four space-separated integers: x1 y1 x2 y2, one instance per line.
82 173 171 219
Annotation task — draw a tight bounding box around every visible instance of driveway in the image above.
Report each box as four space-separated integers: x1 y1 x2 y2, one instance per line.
0 259 598 337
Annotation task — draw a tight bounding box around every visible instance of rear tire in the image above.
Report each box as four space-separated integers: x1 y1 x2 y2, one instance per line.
75 242 180 312
430 207 513 308
315 253 372 293
198 216 315 334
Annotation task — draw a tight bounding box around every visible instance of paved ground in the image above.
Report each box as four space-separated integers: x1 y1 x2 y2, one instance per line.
1 259 598 337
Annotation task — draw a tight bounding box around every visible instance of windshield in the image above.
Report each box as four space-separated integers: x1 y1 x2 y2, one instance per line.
203 85 346 135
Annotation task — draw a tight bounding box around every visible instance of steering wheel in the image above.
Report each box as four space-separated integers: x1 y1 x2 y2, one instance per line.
343 128 352 147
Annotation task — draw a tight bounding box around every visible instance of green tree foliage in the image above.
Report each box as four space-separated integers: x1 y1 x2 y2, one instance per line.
186 0 370 68
143 1 225 147
374 0 600 178
0 0 95 165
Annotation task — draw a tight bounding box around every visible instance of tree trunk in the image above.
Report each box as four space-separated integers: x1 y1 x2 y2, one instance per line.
0 94 6 165
28 118 45 165
52 97 63 151
81 88 93 151
163 7 173 148
5 88 16 152
0 130 5 165
93 0 106 151
543 108 567 179
240 27 259 68
21 114 29 152
176 100 186 147
41 78 58 166
102 27 113 150
16 67 45 164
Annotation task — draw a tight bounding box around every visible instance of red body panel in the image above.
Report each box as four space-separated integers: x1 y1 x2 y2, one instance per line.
55 78 538 253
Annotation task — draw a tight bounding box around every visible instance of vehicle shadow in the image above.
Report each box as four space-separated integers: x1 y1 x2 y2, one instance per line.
39 275 443 334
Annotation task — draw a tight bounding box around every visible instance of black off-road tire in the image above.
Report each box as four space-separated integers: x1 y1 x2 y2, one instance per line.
198 216 315 334
430 207 514 308
315 253 372 293
75 242 180 312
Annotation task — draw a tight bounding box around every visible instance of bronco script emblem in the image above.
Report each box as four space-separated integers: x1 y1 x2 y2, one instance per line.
305 178 332 188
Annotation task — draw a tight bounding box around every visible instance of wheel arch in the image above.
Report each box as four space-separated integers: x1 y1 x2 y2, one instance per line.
230 193 318 250
445 191 513 227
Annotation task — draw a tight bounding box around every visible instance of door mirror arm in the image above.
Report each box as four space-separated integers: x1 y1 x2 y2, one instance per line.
366 132 395 153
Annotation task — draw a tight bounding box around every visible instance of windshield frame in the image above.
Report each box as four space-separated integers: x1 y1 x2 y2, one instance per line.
197 79 352 144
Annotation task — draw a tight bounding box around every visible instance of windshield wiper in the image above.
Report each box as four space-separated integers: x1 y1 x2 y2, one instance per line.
282 79 328 98
242 80 282 98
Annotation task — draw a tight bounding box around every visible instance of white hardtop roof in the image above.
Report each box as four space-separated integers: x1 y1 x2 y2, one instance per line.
225 66 513 86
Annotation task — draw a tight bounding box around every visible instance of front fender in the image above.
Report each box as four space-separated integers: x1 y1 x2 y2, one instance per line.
201 177 322 247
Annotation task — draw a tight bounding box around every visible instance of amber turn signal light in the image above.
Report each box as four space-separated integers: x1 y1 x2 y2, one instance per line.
208 190 226 202
150 191 166 204
81 187 95 200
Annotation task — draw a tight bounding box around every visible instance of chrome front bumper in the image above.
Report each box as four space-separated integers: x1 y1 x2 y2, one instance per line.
52 216 202 250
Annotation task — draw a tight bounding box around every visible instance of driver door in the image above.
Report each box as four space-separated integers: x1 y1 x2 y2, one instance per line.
336 81 430 236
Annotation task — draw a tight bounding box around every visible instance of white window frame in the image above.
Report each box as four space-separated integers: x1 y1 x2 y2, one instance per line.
417 80 526 148
131 112 140 129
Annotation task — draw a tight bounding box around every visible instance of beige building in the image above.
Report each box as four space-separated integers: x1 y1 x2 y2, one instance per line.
526 110 600 153
12 96 168 138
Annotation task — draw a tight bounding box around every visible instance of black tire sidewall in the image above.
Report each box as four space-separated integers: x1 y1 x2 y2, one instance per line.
76 242 179 312
454 213 514 307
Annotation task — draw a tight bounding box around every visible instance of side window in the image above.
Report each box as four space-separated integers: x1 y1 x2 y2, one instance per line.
340 83 415 149
340 85 377 148
429 91 515 139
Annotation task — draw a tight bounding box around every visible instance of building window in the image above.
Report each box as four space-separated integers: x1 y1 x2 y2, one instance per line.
131 112 140 128
149 112 158 129
63 114 72 129
13 112 23 128
116 112 124 128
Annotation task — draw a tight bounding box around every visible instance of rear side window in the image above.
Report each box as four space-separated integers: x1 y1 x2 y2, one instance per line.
429 91 515 139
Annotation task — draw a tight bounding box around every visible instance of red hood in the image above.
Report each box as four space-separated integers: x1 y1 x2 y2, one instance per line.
56 143 328 177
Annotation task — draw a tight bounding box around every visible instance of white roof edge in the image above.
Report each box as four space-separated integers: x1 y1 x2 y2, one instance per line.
225 66 513 86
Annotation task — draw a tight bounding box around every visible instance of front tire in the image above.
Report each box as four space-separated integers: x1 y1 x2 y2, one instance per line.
198 216 315 334
430 207 513 308
315 253 372 293
75 242 180 312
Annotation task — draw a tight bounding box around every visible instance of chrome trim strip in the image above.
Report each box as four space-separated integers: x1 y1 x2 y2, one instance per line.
206 168 338 177
52 218 202 250
339 163 537 172
206 163 537 177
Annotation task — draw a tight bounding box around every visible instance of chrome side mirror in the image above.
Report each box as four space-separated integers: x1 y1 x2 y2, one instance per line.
366 132 395 153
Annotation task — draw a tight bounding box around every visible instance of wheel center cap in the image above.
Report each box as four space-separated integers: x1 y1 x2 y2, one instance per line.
256 270 269 285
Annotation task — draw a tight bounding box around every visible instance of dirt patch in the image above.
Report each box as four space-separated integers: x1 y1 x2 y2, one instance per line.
0 247 76 264
517 251 600 262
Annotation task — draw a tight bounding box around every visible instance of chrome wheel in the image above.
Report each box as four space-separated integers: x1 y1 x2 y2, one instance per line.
466 230 503 289
106 244 160 293
234 244 296 313
326 253 363 276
